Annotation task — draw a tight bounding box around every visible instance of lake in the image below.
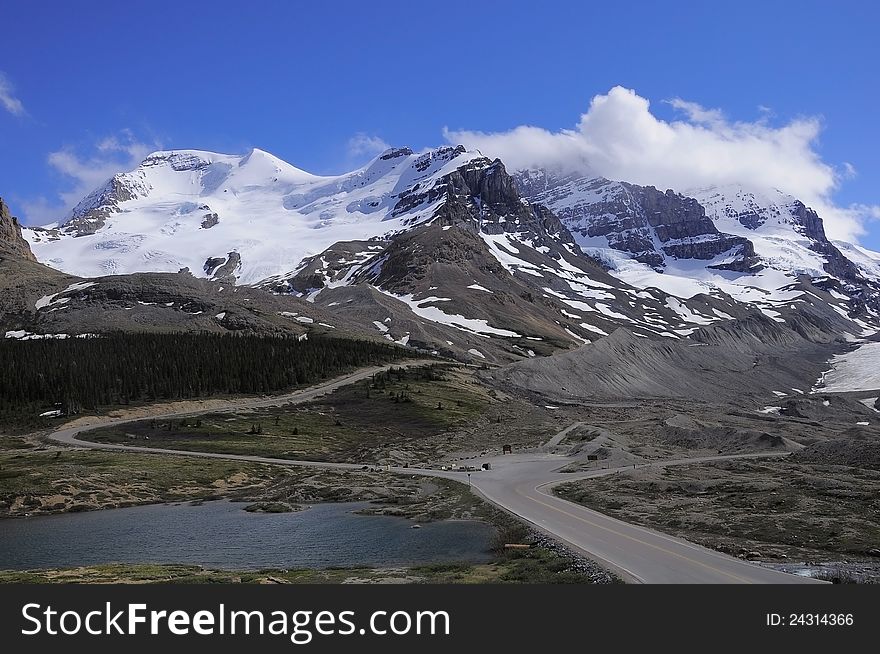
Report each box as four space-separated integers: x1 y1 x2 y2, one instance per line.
0 500 495 570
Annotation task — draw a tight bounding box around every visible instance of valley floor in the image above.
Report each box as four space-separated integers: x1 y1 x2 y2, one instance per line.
0 364 614 584
2 362 879 583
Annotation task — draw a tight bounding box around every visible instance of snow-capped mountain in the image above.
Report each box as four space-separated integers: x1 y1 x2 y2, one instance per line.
514 169 880 331
12 146 880 363
11 148 768 360
258 155 763 360
834 240 880 281
23 145 482 284
689 185 863 283
515 171 760 273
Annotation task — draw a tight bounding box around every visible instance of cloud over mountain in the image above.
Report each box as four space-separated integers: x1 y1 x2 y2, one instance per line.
445 86 875 242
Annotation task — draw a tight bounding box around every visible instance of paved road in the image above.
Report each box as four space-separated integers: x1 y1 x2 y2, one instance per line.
463 450 821 584
47 366 822 584
49 361 434 459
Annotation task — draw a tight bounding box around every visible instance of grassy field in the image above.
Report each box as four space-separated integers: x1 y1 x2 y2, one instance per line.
0 444 465 518
0 448 281 516
556 459 880 562
84 365 495 465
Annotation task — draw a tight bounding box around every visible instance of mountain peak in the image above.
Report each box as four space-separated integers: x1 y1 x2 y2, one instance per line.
21 144 487 284
690 184 863 282
515 170 759 273
378 147 414 160
140 149 231 170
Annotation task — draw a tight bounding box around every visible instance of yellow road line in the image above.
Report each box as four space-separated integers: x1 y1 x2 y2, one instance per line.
515 485 754 584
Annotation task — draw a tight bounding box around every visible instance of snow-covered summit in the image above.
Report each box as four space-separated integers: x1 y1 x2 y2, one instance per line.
689 185 826 275
23 145 484 284
513 168 880 299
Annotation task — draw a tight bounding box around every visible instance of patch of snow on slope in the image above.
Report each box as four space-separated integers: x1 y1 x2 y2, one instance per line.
35 281 97 310
379 290 522 338
5 331 94 340
760 307 786 323
814 342 880 392
579 323 609 336
480 233 544 278
565 328 589 345
594 303 630 321
665 297 714 325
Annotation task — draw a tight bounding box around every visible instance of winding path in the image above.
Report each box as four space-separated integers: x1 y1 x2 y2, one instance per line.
47 364 822 584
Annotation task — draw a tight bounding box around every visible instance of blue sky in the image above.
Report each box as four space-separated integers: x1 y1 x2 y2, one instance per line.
1 0 878 245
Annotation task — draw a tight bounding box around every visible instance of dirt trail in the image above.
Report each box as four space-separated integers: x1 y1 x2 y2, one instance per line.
60 360 438 431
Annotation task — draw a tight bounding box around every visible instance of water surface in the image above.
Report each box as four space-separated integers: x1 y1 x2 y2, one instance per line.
0 500 494 570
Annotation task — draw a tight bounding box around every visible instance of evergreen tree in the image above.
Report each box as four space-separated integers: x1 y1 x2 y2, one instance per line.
0 332 415 427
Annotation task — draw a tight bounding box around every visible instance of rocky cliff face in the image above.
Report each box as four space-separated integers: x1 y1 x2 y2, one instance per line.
361 157 581 293
258 240 387 295
516 172 663 267
203 251 242 281
273 155 764 364
0 198 37 261
61 175 139 237
514 172 760 272
789 201 863 283
441 159 575 247
622 183 759 271
692 185 872 288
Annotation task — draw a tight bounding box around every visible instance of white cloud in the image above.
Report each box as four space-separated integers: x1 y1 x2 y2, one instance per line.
0 71 26 116
21 130 159 225
665 98 725 127
851 204 880 221
347 132 390 158
444 86 876 242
